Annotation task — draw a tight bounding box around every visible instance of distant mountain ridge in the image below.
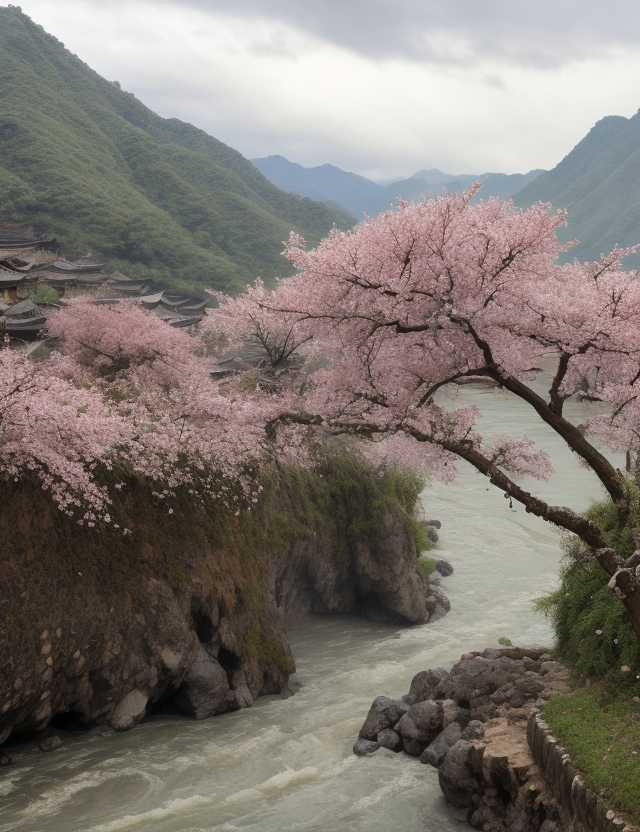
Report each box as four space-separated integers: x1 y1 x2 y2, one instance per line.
0 8 353 292
513 111 640 268
253 156 544 219
366 169 545 217
251 156 383 217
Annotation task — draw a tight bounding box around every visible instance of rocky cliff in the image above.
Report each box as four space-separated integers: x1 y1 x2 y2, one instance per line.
0 460 446 747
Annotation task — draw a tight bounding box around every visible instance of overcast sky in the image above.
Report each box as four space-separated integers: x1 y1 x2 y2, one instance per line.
8 0 640 179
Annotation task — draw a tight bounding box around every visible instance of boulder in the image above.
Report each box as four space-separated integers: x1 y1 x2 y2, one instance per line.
441 699 471 729
490 672 544 708
359 696 410 740
172 646 229 719
420 722 462 767
426 527 439 543
377 728 403 752
438 740 482 808
435 560 454 577
110 689 149 731
353 738 379 756
434 655 526 705
461 720 485 740
404 668 449 704
39 735 62 752
395 700 444 756
233 685 254 709
426 520 441 529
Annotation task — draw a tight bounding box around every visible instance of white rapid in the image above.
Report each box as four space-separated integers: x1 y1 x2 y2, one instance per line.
0 381 621 832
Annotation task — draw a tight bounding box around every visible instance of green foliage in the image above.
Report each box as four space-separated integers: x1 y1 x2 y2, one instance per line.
417 556 437 581
544 688 640 825
0 7 353 293
498 637 513 647
537 494 640 690
264 451 426 562
30 283 59 304
244 624 294 674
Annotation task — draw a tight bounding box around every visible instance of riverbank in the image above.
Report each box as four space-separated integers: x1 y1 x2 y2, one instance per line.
0 452 447 749
0 380 611 831
355 649 640 832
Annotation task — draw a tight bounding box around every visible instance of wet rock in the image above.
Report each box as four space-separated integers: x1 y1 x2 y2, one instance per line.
426 520 441 529
110 689 149 731
435 560 454 577
39 734 62 752
438 740 482 808
172 646 229 719
426 526 439 543
353 737 379 756
377 728 403 752
405 668 449 704
359 696 410 740
395 700 444 756
420 722 462 767
233 685 254 709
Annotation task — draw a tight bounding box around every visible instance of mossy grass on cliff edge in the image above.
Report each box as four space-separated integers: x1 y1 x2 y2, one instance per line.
536 491 640 691
263 447 428 558
543 687 640 826
0 446 428 634
537 490 640 827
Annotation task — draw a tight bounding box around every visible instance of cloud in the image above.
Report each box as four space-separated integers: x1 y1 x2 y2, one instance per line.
51 0 640 69
9 0 640 179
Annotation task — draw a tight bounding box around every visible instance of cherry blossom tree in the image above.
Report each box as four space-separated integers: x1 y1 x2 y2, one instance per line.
47 299 293 506
0 347 125 522
208 187 640 642
1 300 294 523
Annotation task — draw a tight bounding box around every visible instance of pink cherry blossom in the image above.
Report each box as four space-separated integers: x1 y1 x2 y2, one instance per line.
208 187 640 643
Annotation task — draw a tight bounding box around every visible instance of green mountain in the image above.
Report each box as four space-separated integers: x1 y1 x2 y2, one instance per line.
513 112 640 268
0 7 353 292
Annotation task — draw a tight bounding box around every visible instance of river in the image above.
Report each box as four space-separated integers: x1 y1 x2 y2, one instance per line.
0 380 621 832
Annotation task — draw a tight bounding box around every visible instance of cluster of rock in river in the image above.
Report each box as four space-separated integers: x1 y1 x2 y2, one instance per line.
354 648 635 832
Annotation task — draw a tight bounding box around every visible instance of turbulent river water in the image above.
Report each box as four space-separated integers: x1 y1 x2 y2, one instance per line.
1 379 623 832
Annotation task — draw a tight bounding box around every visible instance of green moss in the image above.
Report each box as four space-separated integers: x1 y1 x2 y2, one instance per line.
544 687 640 825
538 559 640 690
261 450 426 564
417 557 437 580
244 624 293 674
536 486 640 690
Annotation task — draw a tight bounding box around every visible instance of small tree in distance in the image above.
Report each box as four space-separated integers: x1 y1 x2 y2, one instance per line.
207 187 640 644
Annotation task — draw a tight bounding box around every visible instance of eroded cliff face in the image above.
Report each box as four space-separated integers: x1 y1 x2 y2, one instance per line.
0 475 445 746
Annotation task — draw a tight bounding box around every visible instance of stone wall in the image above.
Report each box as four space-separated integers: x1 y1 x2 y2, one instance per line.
528 712 639 832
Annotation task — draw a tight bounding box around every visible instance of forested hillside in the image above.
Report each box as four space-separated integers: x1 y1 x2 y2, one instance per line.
0 7 353 292
514 111 640 268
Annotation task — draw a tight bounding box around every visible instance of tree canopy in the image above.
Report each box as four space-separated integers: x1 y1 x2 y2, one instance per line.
207 187 640 643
